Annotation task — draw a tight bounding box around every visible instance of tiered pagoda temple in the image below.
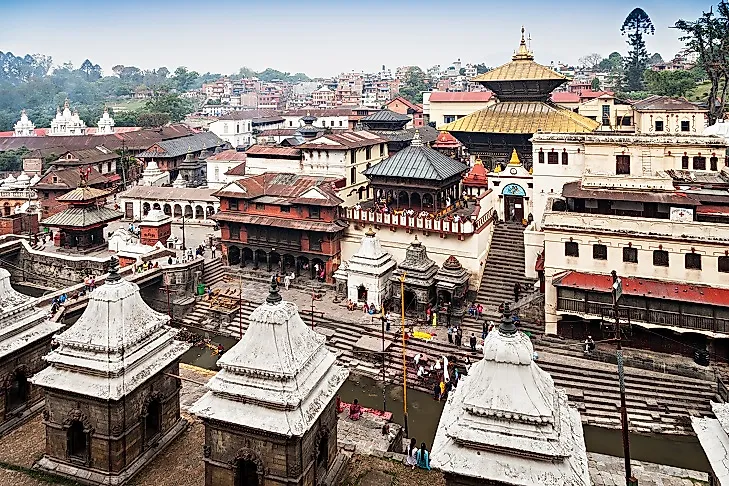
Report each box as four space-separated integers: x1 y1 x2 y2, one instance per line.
359 109 438 154
0 268 63 436
31 258 191 485
440 27 599 169
431 306 590 486
390 236 438 317
435 255 470 325
362 131 468 213
191 282 349 486
41 170 122 251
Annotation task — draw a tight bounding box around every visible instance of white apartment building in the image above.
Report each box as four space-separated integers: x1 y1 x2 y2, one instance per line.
281 109 352 130
205 149 247 189
428 91 496 127
208 110 285 148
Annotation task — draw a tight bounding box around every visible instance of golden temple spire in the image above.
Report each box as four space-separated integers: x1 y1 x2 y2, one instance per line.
513 26 534 61
474 157 483 166
508 148 521 165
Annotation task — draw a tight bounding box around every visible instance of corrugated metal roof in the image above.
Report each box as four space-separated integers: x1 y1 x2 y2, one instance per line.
361 110 411 123
363 146 467 181
206 150 247 161
439 101 600 134
121 185 219 202
632 95 703 112
217 109 282 121
214 173 343 206
471 59 565 82
212 212 347 233
136 132 224 158
224 162 246 176
561 181 701 205
245 145 301 157
57 186 110 202
369 126 439 143
41 207 122 228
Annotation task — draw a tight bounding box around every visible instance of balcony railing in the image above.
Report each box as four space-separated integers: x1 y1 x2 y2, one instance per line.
557 297 729 334
343 207 494 235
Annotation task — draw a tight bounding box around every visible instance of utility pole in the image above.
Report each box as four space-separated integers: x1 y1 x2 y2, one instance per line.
612 270 635 486
380 305 387 413
400 273 409 438
238 274 243 339
159 278 173 320
120 139 127 191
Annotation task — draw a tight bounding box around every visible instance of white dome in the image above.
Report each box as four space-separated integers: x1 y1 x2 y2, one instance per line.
5 174 16 184
16 172 30 183
29 174 41 185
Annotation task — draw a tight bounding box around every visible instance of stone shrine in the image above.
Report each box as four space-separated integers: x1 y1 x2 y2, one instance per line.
190 282 349 486
693 402 729 485
138 209 172 246
390 236 438 318
96 107 115 135
431 306 590 486
13 109 36 137
141 160 170 187
435 255 470 325
0 268 63 436
345 227 397 305
30 258 191 486
49 99 88 136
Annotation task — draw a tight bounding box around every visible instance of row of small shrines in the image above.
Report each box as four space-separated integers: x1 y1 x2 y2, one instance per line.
0 254 594 486
334 230 472 324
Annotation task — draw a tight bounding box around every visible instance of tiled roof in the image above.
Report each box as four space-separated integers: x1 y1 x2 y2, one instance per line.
578 90 614 99
632 95 703 112
35 166 108 190
213 173 343 206
121 185 219 202
471 59 565 82
217 109 282 121
439 101 600 134
429 92 494 102
387 97 423 113
245 145 301 157
282 108 354 117
363 146 467 181
361 110 411 123
553 271 729 308
57 186 111 202
136 132 224 158
257 129 298 137
213 213 347 232
432 131 462 148
224 162 246 176
551 92 580 103
41 206 123 228
206 150 247 162
299 131 386 150
55 148 118 165
368 126 439 143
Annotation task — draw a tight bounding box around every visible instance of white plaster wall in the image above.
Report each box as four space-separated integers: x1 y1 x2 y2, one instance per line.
245 156 302 176
282 115 349 129
347 271 392 305
209 120 253 148
523 224 544 280
206 161 242 189
635 110 707 135
430 100 495 127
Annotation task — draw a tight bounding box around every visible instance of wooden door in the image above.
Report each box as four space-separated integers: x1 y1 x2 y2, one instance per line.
125 202 134 220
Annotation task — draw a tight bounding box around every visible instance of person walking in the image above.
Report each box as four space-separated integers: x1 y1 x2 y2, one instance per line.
584 336 596 355
447 326 453 344
433 382 441 400
469 333 477 352
514 282 522 303
211 245 216 259
476 303 483 318
456 327 463 347
405 438 418 469
482 321 487 340
416 443 431 470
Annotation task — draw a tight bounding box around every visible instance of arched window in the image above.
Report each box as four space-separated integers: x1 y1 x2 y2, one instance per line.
144 399 162 442
6 368 28 411
67 421 87 460
236 459 260 486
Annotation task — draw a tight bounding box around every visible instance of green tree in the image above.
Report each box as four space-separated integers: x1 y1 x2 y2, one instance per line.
172 66 199 92
621 8 655 91
399 67 430 104
475 63 490 74
0 147 29 171
591 77 601 91
459 67 466 76
676 2 729 124
648 53 664 65
79 59 102 81
144 91 194 123
644 70 698 97
136 112 171 128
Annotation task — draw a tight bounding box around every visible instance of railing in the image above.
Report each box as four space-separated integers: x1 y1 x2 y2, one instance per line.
557 297 729 334
0 189 36 199
343 207 491 235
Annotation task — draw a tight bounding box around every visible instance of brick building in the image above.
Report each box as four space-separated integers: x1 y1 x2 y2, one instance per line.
385 96 425 127
212 173 347 282
0 212 39 237
34 166 108 218
0 268 63 436
30 259 190 485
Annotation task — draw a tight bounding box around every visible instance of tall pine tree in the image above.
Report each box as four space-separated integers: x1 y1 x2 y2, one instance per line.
621 8 655 91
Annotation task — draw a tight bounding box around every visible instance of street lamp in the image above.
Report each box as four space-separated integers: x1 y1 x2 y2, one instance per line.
181 200 194 250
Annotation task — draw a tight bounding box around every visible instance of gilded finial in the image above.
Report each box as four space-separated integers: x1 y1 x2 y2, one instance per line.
513 26 534 61
494 164 502 173
366 226 376 237
508 149 521 165
474 157 483 166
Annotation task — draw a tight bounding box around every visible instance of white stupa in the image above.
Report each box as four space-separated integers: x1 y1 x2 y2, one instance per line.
29 174 41 186
96 107 115 135
12 172 31 189
345 227 397 304
13 110 36 137
48 99 87 136
431 307 590 486
141 160 169 187
191 282 349 437
171 173 187 188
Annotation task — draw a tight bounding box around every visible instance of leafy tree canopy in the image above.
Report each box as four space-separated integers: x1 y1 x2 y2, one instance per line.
644 69 699 97
621 8 655 91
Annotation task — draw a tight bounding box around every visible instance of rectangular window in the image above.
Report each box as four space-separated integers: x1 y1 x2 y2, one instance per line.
621 116 632 126
561 151 568 165
230 224 240 240
719 256 729 273
310 235 322 251
564 242 579 257
711 157 718 171
547 152 558 164
693 156 706 170
366 146 372 159
538 151 545 164
280 206 290 213
623 247 638 263
685 253 702 270
653 250 669 267
680 120 690 132
655 120 664 132
229 199 238 211
616 155 631 175
309 206 320 219
593 244 607 260
350 166 357 184
443 115 456 123
380 143 385 157
601 105 610 126
255 203 265 210
681 156 689 170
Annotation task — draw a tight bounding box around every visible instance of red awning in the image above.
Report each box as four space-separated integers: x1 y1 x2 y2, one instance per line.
106 174 122 182
696 205 729 216
553 271 729 307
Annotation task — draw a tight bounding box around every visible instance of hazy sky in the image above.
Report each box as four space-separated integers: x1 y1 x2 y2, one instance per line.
0 0 709 78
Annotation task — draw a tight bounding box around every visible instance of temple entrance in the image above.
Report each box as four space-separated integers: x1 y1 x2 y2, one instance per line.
504 195 524 222
316 433 330 473
438 290 452 306
67 421 87 460
6 368 28 412
235 459 259 486
242 248 254 267
144 399 162 442
268 252 281 272
228 246 241 266
404 289 417 315
357 285 368 302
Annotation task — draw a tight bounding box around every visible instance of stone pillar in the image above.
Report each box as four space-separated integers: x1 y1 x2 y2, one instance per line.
253 252 258 270
266 253 271 272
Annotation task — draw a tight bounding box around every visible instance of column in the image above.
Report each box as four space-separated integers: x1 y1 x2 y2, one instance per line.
266 252 272 272
253 251 258 270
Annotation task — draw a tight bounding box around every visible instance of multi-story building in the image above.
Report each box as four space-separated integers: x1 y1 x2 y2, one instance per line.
205 149 247 189
632 96 708 135
208 110 285 148
427 91 495 127
385 97 424 127
312 86 335 107
212 173 347 282
552 91 634 132
281 109 352 130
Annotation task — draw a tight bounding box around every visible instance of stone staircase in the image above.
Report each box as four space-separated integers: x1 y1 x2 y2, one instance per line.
177 283 717 436
202 259 226 286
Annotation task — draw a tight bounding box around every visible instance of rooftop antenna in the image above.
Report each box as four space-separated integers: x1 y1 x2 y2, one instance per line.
527 32 532 52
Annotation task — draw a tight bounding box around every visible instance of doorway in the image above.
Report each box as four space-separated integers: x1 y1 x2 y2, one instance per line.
504 196 524 222
125 202 134 220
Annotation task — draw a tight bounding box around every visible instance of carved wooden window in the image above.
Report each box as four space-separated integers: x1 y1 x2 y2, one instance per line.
592 244 607 260
229 199 239 211
564 242 579 257
693 157 706 170
547 152 558 164
561 151 568 165
711 157 718 171
681 156 689 170
616 155 631 175
622 247 638 264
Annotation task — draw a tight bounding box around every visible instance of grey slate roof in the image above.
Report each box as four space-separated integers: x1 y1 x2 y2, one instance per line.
361 109 411 123
136 132 225 159
42 207 123 228
369 126 439 143
363 145 468 181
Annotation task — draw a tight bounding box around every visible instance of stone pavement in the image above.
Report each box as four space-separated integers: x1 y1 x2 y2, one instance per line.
588 453 708 486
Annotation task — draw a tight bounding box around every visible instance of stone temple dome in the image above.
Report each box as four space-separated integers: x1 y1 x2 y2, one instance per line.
191 282 349 437
48 99 87 136
13 109 36 137
431 307 590 485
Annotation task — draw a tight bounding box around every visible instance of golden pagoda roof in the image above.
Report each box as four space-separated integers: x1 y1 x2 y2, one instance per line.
438 101 600 134
471 27 565 83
